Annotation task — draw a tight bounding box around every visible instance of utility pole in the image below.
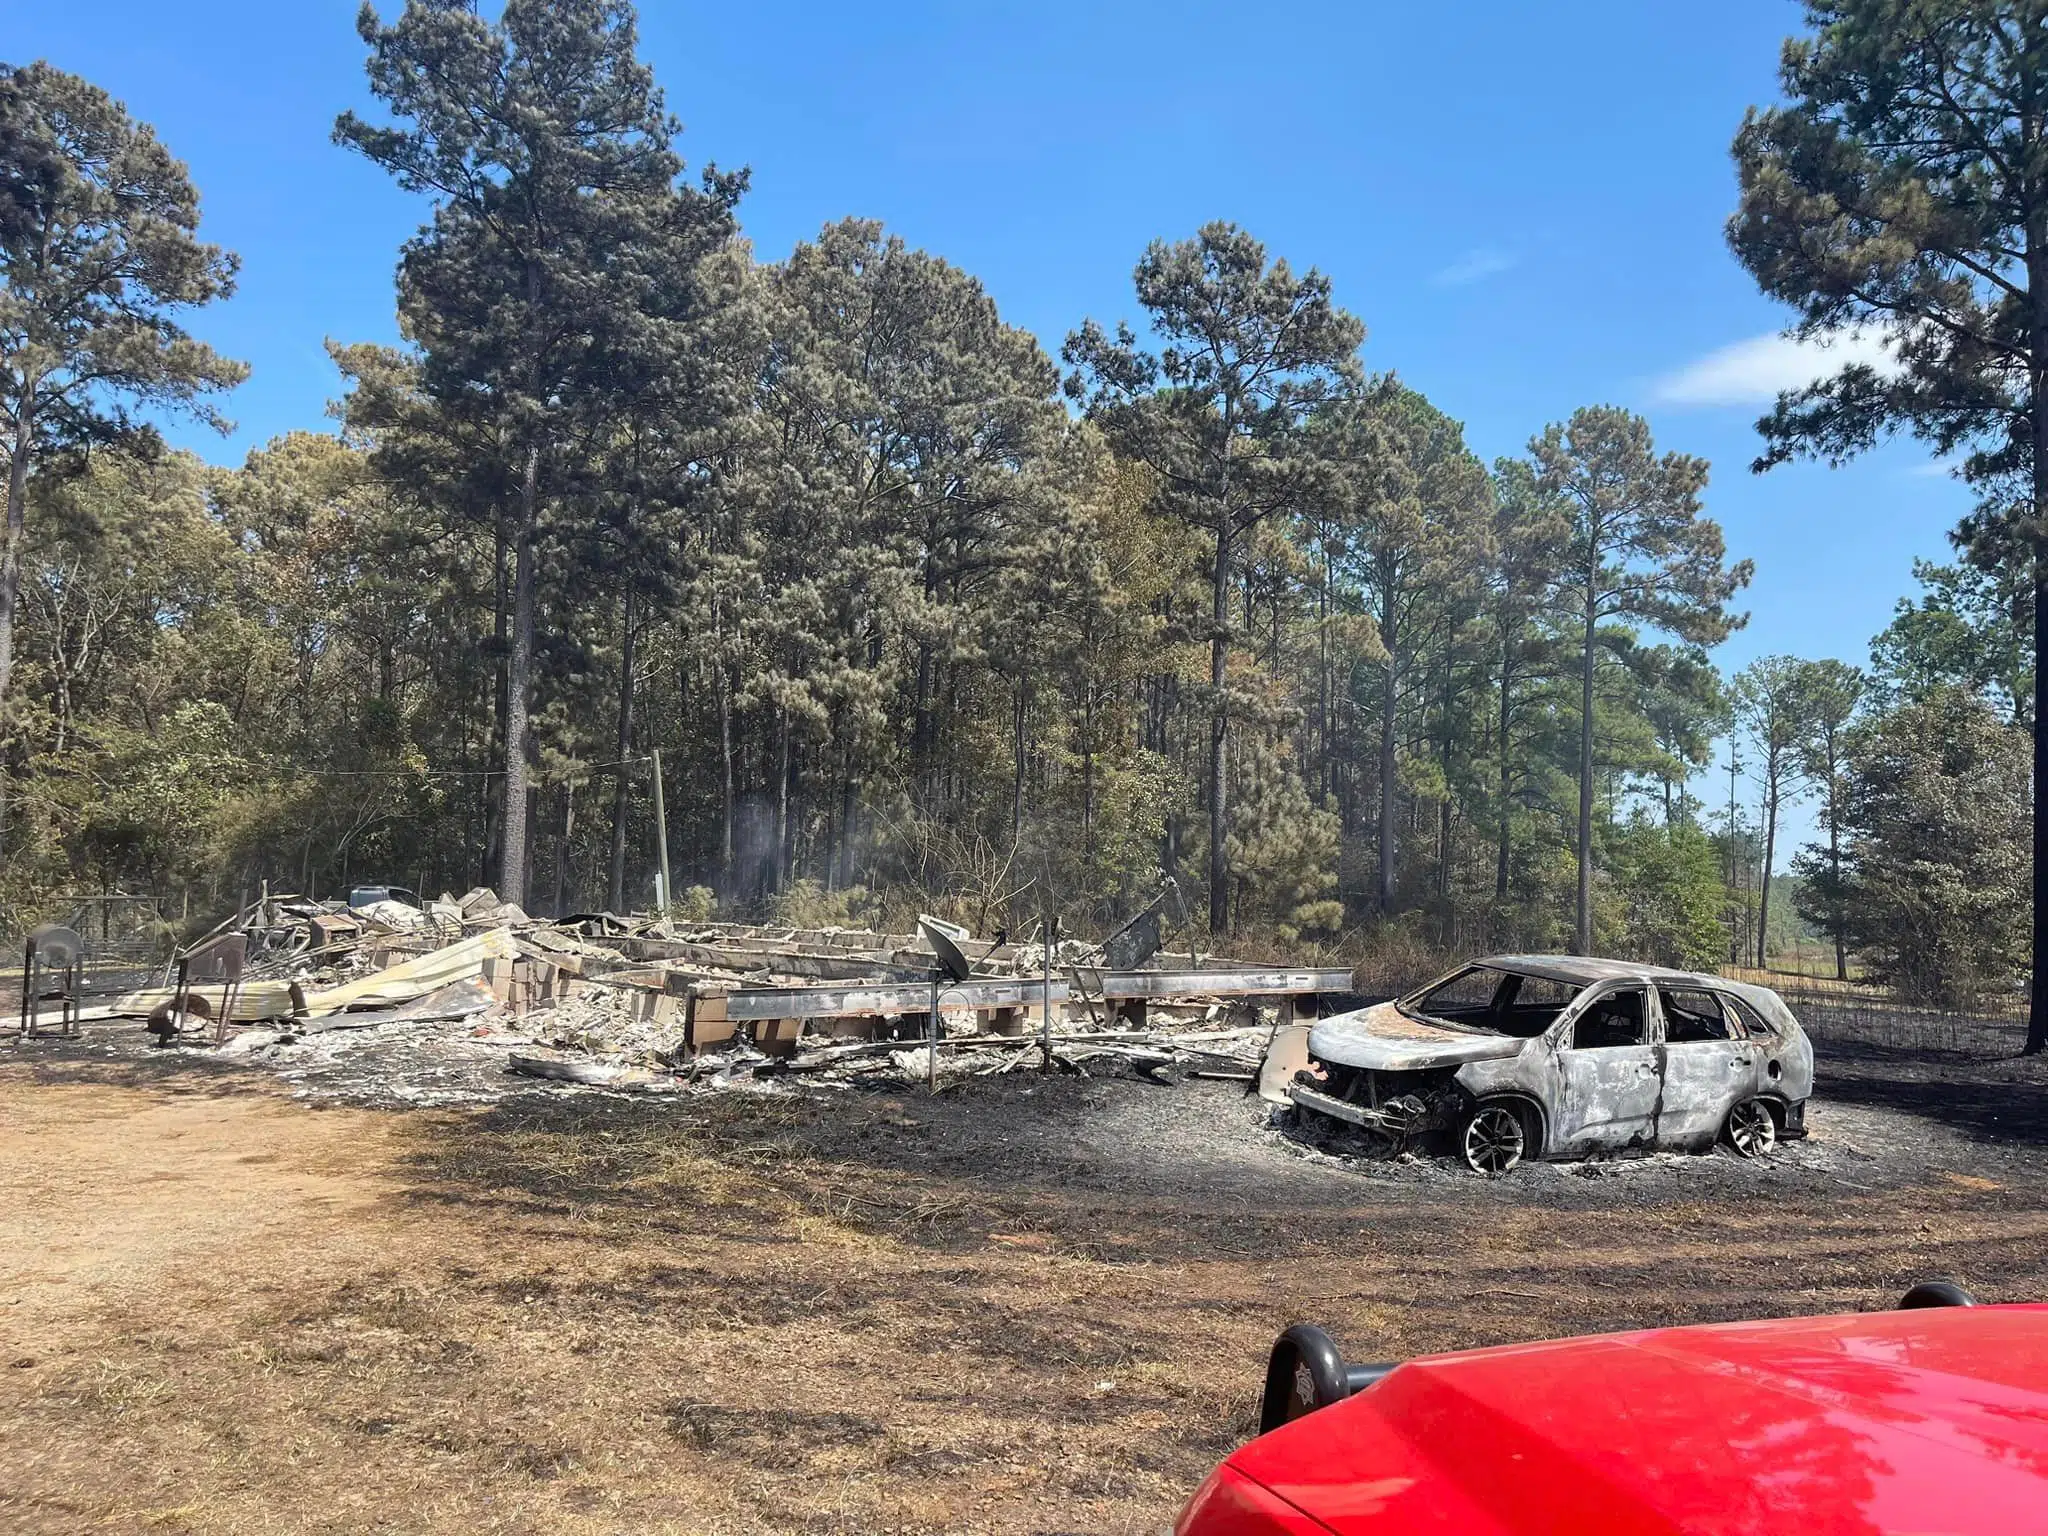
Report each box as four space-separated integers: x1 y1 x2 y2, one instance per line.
650 749 672 913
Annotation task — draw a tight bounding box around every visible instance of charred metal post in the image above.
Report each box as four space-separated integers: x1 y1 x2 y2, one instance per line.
1039 915 1059 1069
651 749 672 915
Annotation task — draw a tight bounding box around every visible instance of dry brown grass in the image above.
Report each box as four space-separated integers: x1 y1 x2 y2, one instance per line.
6 1061 2048 1534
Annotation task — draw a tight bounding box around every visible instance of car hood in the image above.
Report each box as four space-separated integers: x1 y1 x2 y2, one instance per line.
1307 1001 1527 1071
1212 1305 2048 1535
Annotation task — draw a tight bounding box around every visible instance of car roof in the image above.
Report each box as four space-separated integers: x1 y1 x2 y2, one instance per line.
1468 953 1746 990
1228 1305 2048 1535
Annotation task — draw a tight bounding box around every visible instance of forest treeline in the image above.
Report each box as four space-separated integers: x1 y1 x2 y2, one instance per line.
0 3 2037 1007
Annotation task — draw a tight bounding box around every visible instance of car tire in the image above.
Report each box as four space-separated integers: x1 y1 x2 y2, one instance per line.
1723 1097 1778 1158
1460 1101 1529 1175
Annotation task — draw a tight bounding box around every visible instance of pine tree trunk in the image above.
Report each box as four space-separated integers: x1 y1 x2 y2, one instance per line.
1318 541 1333 800
2017 238 2048 1045
0 396 31 848
1012 682 1027 844
484 515 509 878
837 764 856 891
553 782 574 918
1377 601 1398 916
1438 666 1454 912
1759 772 1778 971
1575 579 1597 955
1496 643 1513 904
1828 766 1847 982
912 641 933 802
1081 689 1095 858
774 707 791 895
2029 458 2048 1052
719 660 735 890
1208 517 1232 934
607 587 636 913
499 440 540 906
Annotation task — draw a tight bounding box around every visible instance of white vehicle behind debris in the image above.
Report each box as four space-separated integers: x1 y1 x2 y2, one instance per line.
1288 955 1814 1173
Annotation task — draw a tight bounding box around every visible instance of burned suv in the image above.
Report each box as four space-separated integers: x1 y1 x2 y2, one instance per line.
1288 955 1813 1173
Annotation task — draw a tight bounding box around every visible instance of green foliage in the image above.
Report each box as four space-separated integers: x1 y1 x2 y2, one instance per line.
0 17 1871 985
1833 688 2031 1007
767 878 878 932
1730 2 2045 495
77 701 252 890
1599 816 1729 970
1065 222 1364 932
1869 558 2032 728
335 0 742 904
1225 726 1342 945
0 59 244 837
1534 405 1752 952
1728 1 2048 1038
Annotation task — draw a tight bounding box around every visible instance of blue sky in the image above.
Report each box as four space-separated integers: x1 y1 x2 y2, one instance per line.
8 0 1971 851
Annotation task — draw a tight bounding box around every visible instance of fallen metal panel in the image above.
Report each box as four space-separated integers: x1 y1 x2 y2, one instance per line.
1258 1020 1313 1104
300 928 519 1018
295 978 496 1033
80 980 295 1025
1097 968 1356 999
722 977 1070 1021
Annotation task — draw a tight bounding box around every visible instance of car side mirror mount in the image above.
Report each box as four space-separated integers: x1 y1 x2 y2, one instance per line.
1258 1323 1399 1434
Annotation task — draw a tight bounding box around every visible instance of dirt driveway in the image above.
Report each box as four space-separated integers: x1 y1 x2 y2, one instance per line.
5 1041 2048 1534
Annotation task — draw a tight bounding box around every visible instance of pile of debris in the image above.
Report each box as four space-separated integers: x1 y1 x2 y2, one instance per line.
24 879 1343 1103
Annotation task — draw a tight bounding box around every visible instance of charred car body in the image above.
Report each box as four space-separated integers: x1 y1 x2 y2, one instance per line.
1288 955 1813 1172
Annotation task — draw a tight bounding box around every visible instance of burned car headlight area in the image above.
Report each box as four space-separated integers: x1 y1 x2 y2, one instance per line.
1282 955 1815 1174
1288 1060 1463 1146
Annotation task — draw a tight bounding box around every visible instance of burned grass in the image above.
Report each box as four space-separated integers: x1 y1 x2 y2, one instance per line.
6 1048 2048 1533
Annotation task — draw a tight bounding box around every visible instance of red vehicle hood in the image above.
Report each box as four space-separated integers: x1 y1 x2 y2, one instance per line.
1207 1305 2048 1534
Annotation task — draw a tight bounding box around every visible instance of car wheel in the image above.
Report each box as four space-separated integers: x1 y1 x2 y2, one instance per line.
1461 1102 1527 1175
1724 1098 1778 1158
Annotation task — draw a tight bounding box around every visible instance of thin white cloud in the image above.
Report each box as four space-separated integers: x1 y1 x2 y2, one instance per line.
1653 328 1895 407
1431 249 1516 288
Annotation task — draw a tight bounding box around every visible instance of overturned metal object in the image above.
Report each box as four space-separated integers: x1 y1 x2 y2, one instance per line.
1286 955 1815 1173
19 924 85 1038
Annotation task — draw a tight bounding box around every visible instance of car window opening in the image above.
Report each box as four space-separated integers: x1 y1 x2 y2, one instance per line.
1659 987 1744 1044
1401 966 1577 1038
1721 993 1777 1039
1572 987 1650 1050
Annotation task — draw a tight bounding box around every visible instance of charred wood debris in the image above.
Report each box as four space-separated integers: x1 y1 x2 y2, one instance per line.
17 883 1355 1101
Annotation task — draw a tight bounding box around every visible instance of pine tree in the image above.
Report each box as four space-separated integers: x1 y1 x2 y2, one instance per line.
1789 657 1863 980
0 61 244 842
1066 224 1362 932
1731 655 1810 967
1534 407 1751 954
336 0 739 904
1316 382 1492 916
1728 0 2048 1047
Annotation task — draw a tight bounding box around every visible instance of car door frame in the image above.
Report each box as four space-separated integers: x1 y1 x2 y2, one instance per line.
1542 981 1664 1155
1655 985 1764 1148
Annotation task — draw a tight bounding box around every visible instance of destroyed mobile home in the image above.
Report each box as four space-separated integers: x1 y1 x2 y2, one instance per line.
15 898 1814 1179
1286 955 1815 1173
15 881 1356 1100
